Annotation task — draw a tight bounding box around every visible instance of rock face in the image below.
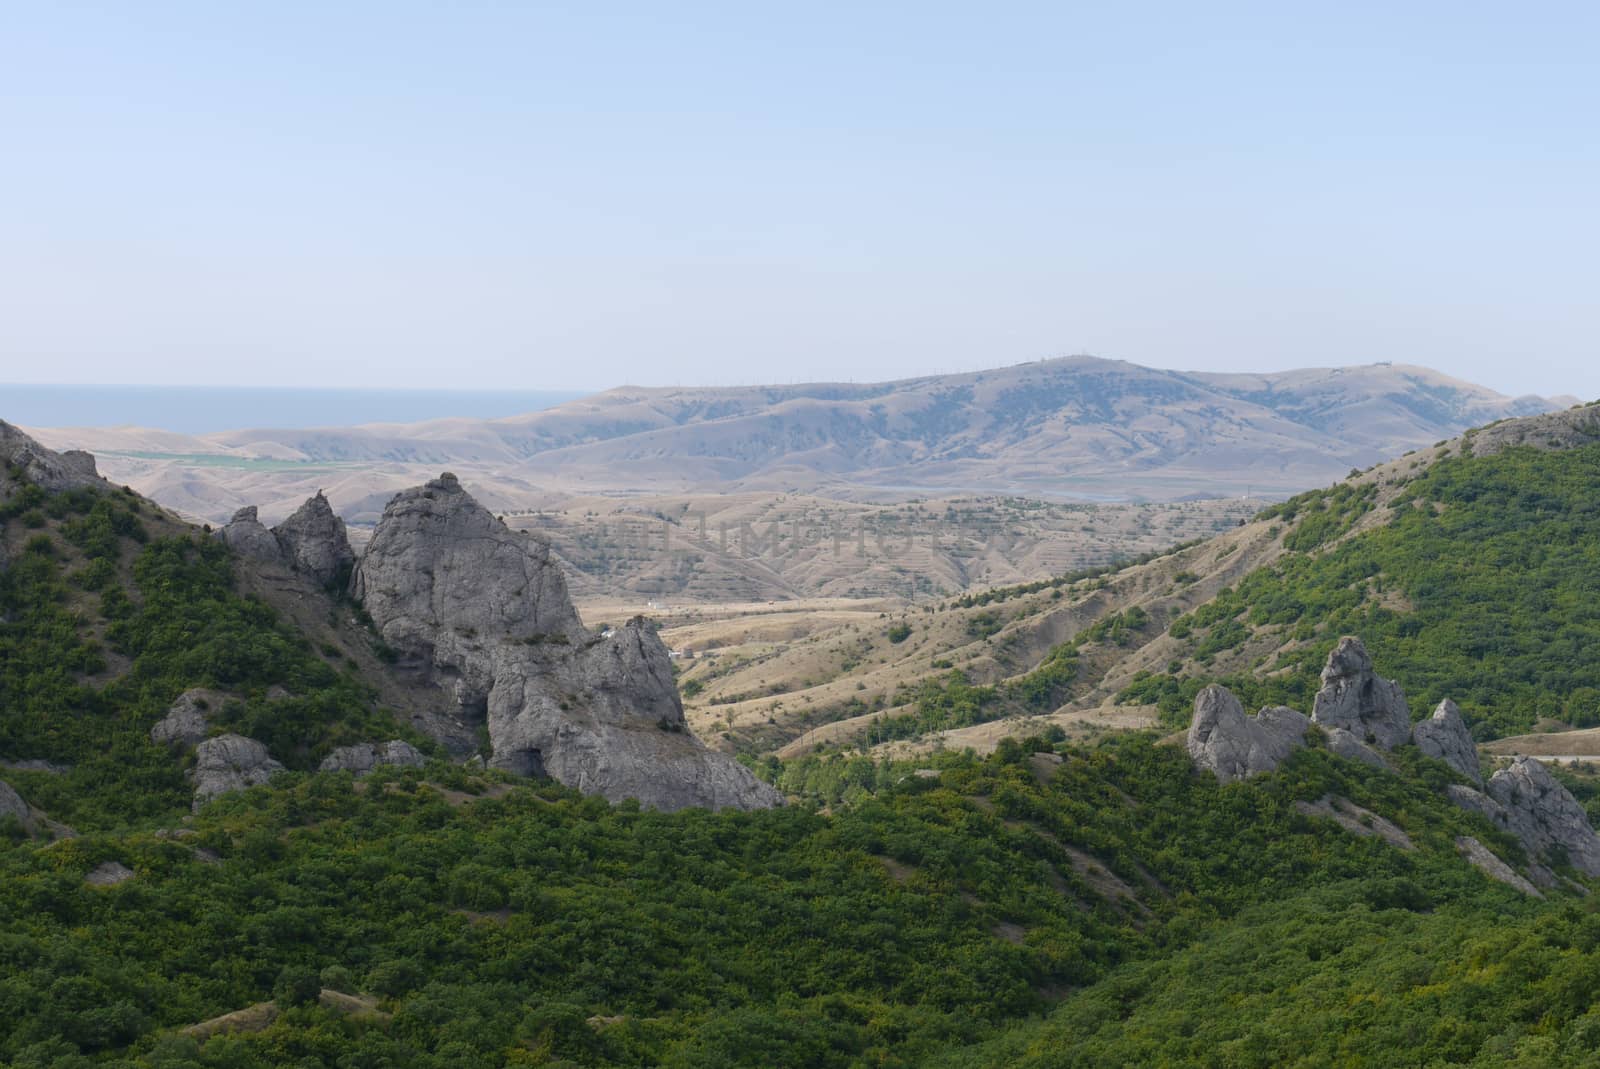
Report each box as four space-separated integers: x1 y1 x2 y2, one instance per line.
272 491 354 586
0 420 103 492
1412 699 1482 784
214 492 356 585
352 474 782 812
151 688 223 747
1186 686 1309 781
214 507 286 563
1322 727 1392 771
190 734 284 809
1485 757 1600 877
1446 783 1506 826
1455 836 1542 898
1311 636 1412 750
0 779 31 831
319 740 426 774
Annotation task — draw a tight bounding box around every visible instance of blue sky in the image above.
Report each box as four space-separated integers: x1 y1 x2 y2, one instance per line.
1 2 1595 396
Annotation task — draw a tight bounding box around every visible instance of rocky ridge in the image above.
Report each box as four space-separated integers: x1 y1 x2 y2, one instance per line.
214 493 354 586
1 419 103 493
1187 635 1600 888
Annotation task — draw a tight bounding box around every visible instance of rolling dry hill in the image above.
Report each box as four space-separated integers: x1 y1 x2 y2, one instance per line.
31 358 1566 516
669 401 1600 760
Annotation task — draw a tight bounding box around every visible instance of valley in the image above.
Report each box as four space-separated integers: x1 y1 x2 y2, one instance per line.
7 398 1600 1067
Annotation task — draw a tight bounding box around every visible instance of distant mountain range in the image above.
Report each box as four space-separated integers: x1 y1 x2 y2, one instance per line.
27 357 1574 523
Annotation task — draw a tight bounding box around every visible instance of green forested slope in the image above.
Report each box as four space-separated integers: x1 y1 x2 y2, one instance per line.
0 478 423 830
0 733 1558 1068
1117 441 1600 738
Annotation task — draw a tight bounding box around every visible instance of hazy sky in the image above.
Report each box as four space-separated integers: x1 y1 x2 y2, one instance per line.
2 2 1595 398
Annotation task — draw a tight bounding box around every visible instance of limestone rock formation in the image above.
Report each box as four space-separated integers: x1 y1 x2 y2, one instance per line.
272 491 354 586
1445 783 1507 827
1485 757 1600 878
151 688 223 747
0 420 103 492
0 779 31 831
1311 636 1411 750
1322 727 1392 771
1412 699 1481 784
351 473 782 812
1294 794 1413 850
214 507 285 564
1455 837 1542 898
190 734 284 809
0 758 69 775
1186 686 1309 781
319 740 427 774
85 861 135 887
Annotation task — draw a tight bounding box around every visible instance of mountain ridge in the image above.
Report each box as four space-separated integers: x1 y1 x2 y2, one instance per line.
28 358 1571 519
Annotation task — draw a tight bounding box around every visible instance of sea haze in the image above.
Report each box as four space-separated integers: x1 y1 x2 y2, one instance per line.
1 384 589 433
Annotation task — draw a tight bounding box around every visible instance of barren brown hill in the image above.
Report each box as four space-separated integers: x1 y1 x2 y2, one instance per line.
32 357 1565 511
672 401 1600 759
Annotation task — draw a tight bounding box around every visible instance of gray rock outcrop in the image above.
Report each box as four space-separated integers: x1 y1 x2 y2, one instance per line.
214 506 285 563
1412 699 1481 784
151 688 223 747
272 491 354 586
85 861 135 887
1455 836 1542 898
0 779 31 831
1445 783 1507 827
0 420 103 492
1186 686 1309 781
351 473 782 812
1485 757 1600 877
319 740 426 774
1295 794 1414 850
0 758 70 775
1322 727 1392 771
190 734 284 809
1311 636 1412 750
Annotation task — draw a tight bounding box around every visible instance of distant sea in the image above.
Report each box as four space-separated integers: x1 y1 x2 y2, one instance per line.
0 385 590 434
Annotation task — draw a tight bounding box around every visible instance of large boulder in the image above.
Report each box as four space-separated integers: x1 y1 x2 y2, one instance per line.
1187 686 1309 782
151 688 224 747
1485 757 1600 878
1412 699 1482 784
1311 636 1411 750
319 740 427 774
272 491 354 586
213 506 285 564
351 474 782 812
190 734 284 809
